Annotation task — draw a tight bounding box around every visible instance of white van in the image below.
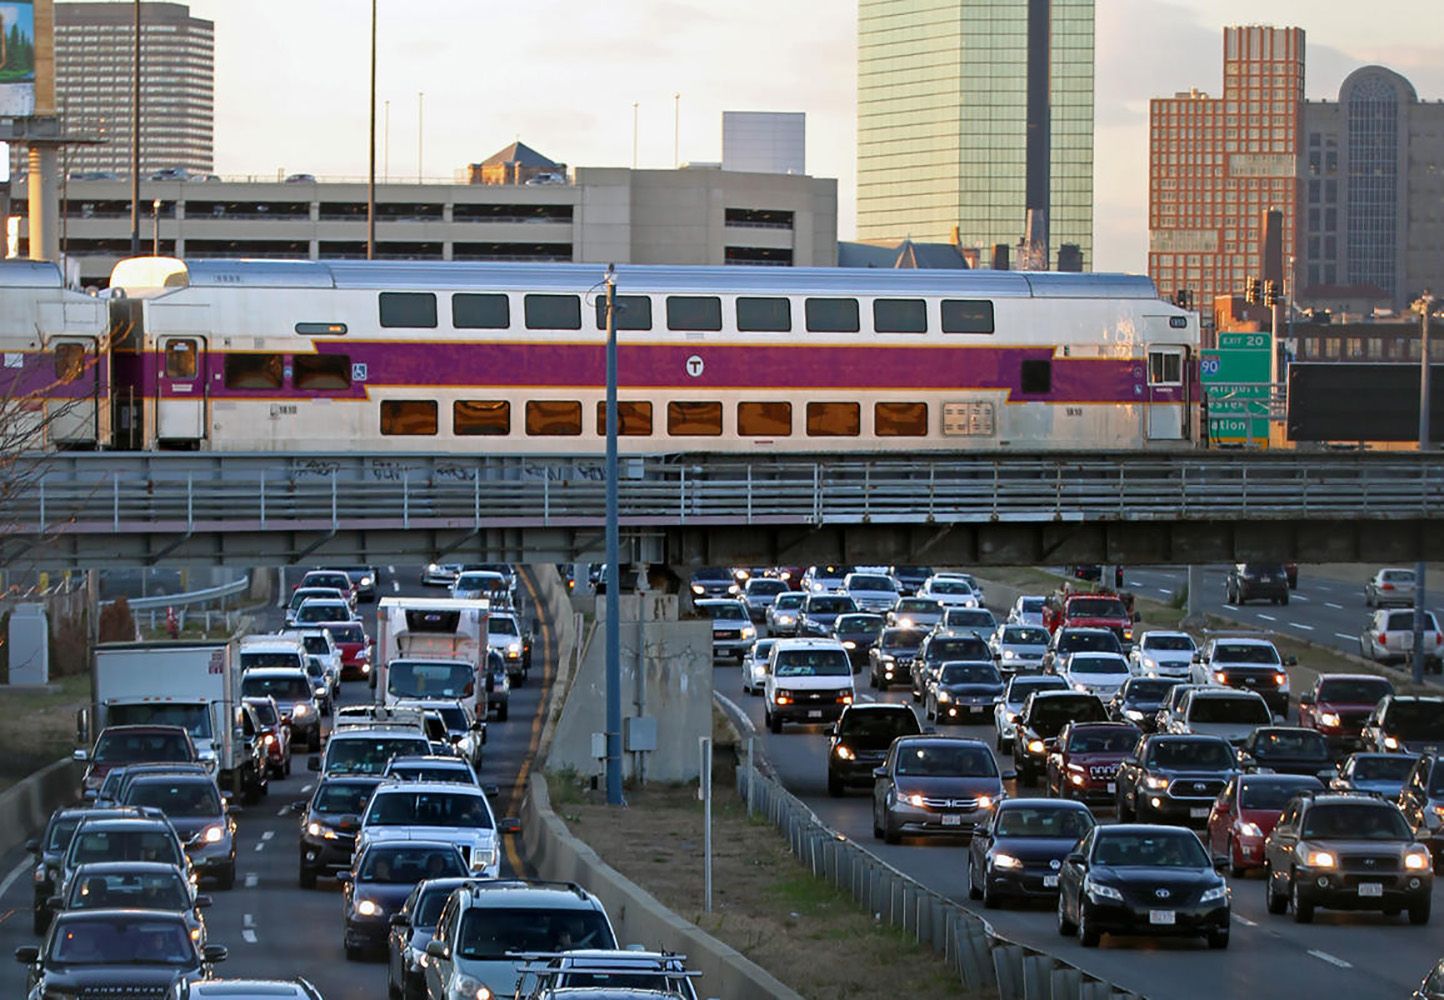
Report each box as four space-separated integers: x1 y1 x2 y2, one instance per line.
763 638 856 734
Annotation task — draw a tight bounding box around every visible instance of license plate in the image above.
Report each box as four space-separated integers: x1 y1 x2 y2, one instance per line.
807 709 823 719
1043 874 1059 888
941 814 963 826
1190 807 1210 819
1358 883 1384 898
1107 782 1116 793
1149 910 1176 925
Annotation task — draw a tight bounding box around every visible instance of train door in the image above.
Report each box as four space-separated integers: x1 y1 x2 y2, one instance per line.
45 336 100 447
1145 345 1189 440
156 336 207 446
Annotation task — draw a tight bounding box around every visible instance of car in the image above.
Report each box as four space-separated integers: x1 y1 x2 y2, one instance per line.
966 798 1095 908
166 980 325 1000
233 702 274 803
387 875 471 1000
119 774 239 889
1225 562 1290 605
763 639 855 734
868 626 927 690
1058 651 1132 701
1043 592 1134 649
1297 673 1396 753
295 569 358 608
799 565 851 594
1398 753 1444 869
1114 733 1238 826
26 806 147 934
765 591 806 637
1153 682 1203 734
1041 627 1123 675
421 879 618 1000
1128 631 1197 680
842 572 901 614
341 840 470 959
1414 958 1444 1000
1070 565 1124 588
320 564 379 602
240 667 322 752
742 638 775 695
1361 695 1444 754
394 698 485 768
1007 595 1047 627
1205 772 1325 876
422 562 464 586
243 695 291 778
284 172 317 183
293 598 356 628
14 909 227 996
451 570 509 603
285 586 350 627
76 725 200 800
888 565 935 596
886 597 945 631
98 763 215 810
988 624 1050 677
356 782 508 878
1045 721 1141 803
524 171 565 185
320 620 372 682
1107 677 1180 733
301 656 334 715
1056 823 1231 948
1331 752 1418 798
926 659 1005 725
742 577 790 622
934 572 986 606
292 775 384 888
150 166 192 180
910 629 993 704
53 861 212 944
1366 567 1418 608
381 754 481 786
994 674 1069 754
797 592 860 638
830 612 885 670
58 815 191 902
1167 688 1273 745
915 576 980 608
871 736 1012 843
1012 691 1109 787
1235 726 1335 778
1361 608 1444 670
488 612 534 682
938 606 998 637
826 703 922 797
1194 637 1295 699
514 949 702 999
482 649 511 722
285 629 342 697
689 566 740 599
311 728 435 777
1262 792 1432 924
694 599 757 663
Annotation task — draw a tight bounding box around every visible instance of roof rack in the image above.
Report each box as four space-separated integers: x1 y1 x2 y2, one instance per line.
462 878 590 899
1200 629 1277 639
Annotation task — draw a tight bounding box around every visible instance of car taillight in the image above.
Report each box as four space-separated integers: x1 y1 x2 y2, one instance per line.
1382 583 1394 591
1379 633 1388 644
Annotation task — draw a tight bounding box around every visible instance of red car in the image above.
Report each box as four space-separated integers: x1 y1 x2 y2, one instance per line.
321 620 372 681
1297 673 1396 753
244 694 291 777
1205 772 1323 876
1045 721 1141 803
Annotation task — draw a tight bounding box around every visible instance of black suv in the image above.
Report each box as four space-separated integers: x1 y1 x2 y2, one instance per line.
827 703 922 797
1012 691 1108 787
1115 734 1238 826
1263 792 1432 924
1225 563 1290 606
911 630 992 704
1398 753 1444 869
1362 695 1444 754
292 775 384 888
868 627 927 690
1042 627 1124 674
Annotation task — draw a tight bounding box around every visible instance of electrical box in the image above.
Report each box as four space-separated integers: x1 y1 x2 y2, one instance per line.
590 732 606 760
623 716 658 753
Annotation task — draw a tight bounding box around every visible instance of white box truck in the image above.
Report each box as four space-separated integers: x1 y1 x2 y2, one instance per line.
375 597 489 719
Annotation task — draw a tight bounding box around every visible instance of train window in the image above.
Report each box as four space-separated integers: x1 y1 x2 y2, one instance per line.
806 401 861 437
941 299 995 334
666 297 723 332
524 295 582 331
805 298 860 333
294 354 351 391
162 340 195 379
667 401 723 436
54 342 86 383
452 293 510 330
873 299 927 333
380 400 438 435
379 292 438 329
737 401 792 436
454 400 510 436
1148 350 1183 386
875 402 928 436
525 400 583 435
736 297 792 332
595 295 653 332
1020 359 1052 394
224 353 283 390
596 401 653 436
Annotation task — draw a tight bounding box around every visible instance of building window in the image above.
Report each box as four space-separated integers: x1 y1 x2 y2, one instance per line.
596 401 653 436
874 402 928 437
525 400 583 435
666 296 723 332
805 401 860 437
379 292 437 328
667 401 723 435
872 299 927 334
380 400 437 436
452 293 510 329
293 354 351 390
736 297 791 332
737 401 791 436
595 294 653 332
454 400 510 436
223 353 283 390
524 295 582 330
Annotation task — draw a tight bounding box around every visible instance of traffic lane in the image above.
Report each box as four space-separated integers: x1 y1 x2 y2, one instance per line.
717 660 1438 999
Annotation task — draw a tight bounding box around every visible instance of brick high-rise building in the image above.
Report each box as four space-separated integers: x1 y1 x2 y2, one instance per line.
1148 26 1304 320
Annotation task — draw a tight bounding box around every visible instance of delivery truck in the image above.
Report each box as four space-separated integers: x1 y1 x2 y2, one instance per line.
375 597 489 720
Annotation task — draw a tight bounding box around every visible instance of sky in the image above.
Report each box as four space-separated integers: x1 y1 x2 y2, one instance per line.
173 0 1444 274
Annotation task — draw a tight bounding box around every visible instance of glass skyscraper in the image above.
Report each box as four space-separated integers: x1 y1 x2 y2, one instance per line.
856 0 1094 269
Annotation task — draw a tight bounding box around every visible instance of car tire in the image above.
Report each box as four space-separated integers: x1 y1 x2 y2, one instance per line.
1410 898 1432 925
497 702 509 722
1078 904 1101 947
1280 592 1289 607
33 908 50 935
1117 790 1136 822
1056 892 1077 936
996 732 1006 752
1366 590 1375 608
1290 876 1313 923
298 864 317 890
924 700 935 721
883 812 901 845
1207 928 1230 949
216 862 236 891
1227 837 1248 878
967 858 984 900
387 968 402 1000
827 774 844 798
344 942 363 962
911 687 921 704
873 805 884 841
768 712 782 735
982 875 1001 910
242 775 262 806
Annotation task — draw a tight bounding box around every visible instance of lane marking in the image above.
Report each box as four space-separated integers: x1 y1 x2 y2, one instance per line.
243 873 258 889
1232 913 1257 927
243 914 255 928
301 784 313 794
1335 632 1357 641
1308 949 1352 969
1156 588 1172 595
1290 623 1315 631
858 693 876 703
1326 602 1343 610
241 929 257 944
392 581 401 594
0 856 32 901
260 831 274 841
253 841 266 853
387 565 396 575
276 807 290 818
1293 594 1309 602
1256 614 1278 622
1223 604 1239 611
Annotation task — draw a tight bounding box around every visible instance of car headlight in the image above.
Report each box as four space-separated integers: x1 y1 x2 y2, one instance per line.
263 734 276 746
777 614 795 625
293 703 311 718
1274 672 1288 686
1026 739 1045 754
692 584 705 595
1318 712 1342 728
1124 709 1145 721
1073 683 1090 693
32 866 47 884
907 793 926 807
450 974 495 1000
356 899 381 917
1200 885 1228 903
936 690 951 703
834 745 855 761
306 822 322 837
1304 850 1337 868
202 825 224 844
1385 736 1401 750
471 846 497 872
742 625 756 639
1003 649 1016 660
991 852 1023 870
1005 711 1019 723
506 642 522 654
897 618 914 628
1084 878 1123 903
1142 657 1157 670
1237 821 1264 839
1144 775 1170 790
191 926 202 941
1405 851 1431 871
976 795 994 809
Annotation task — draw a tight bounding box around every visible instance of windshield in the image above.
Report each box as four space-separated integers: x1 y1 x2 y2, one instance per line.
241 674 311 702
431 705 469 730
456 908 616 959
806 596 856 615
927 637 990 662
750 640 776 663
1003 627 1048 645
994 806 1094 839
879 629 927 652
939 662 1002 685
1213 643 1281 665
47 816 83 852
1384 702 1444 740
387 764 472 784
1066 728 1137 753
849 576 896 592
1123 680 1178 701
748 580 787 596
1019 598 1045 612
1068 598 1127 617
490 617 520 637
359 846 468 884
1300 804 1412 840
1189 696 1270 725
1240 778 1322 811
125 780 221 817
1007 678 1068 705
773 649 852 678
1148 739 1234 769
944 611 995 629
323 623 366 645
895 743 996 777
297 603 349 624
92 731 192 764
838 710 920 739
1252 730 1329 761
246 701 279 726
772 593 805 611
290 588 341 609
70 871 189 911
314 781 380 815
366 790 493 829
895 599 941 615
414 887 454 928
1029 697 1107 730
325 737 432 775
835 614 884 634
929 580 973 595
388 661 474 700
241 651 303 671
1385 611 1439 631
104 704 211 741
1069 656 1128 675
303 574 351 591
1352 755 1417 782
705 604 748 622
693 567 732 581
69 830 182 867
301 636 329 655
1144 635 1196 652
1092 831 1209 868
49 917 194 966
1060 632 1122 653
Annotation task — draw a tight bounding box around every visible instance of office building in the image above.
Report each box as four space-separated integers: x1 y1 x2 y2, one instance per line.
1298 66 1444 312
52 1 214 178
857 0 1094 269
1148 26 1305 319
721 112 806 175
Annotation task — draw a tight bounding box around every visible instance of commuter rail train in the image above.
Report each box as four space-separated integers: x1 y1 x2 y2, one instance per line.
0 256 1200 454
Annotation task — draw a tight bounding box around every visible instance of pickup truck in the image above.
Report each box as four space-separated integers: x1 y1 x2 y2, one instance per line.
1042 592 1136 651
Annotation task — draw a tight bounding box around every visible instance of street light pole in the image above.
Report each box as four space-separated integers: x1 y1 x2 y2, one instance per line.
604 265 623 806
367 0 376 261
151 198 160 255
1414 291 1435 685
129 0 141 255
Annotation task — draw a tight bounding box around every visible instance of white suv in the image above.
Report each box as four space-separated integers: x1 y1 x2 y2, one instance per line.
1130 630 1197 679
763 639 855 734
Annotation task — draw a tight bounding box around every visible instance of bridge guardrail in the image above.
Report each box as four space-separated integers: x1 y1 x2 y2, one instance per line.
103 576 250 634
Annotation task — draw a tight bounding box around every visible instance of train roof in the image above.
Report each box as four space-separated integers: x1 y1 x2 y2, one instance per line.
109 256 1165 301
0 259 67 287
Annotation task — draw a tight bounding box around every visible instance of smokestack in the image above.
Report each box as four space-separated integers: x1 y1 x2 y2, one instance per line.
991 244 1010 271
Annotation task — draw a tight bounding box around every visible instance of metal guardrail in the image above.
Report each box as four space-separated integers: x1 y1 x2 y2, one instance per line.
3 452 1442 539
120 577 249 612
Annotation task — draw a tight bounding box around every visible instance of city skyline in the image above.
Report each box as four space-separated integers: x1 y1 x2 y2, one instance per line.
87 0 1444 272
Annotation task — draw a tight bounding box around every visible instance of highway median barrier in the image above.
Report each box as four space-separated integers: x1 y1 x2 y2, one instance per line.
0 757 83 856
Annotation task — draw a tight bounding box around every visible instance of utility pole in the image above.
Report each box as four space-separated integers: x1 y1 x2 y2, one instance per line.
1414 291 1435 685
604 266 622 806
129 0 141 255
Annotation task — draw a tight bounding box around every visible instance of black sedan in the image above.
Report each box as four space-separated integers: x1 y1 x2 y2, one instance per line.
340 841 468 960
387 876 470 1000
967 798 1095 908
1056 824 1230 949
868 627 928 690
1108 678 1180 733
827 703 922 796
926 660 1005 725
831 613 886 670
1236 726 1335 777
15 910 227 997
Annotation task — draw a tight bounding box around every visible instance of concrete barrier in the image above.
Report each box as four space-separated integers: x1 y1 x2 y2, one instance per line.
0 757 83 853
520 772 803 1000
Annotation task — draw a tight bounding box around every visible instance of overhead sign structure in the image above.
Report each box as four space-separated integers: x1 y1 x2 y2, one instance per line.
1202 332 1271 445
1288 363 1444 442
0 1 37 117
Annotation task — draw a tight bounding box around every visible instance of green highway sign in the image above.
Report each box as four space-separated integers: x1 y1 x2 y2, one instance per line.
1217 331 1272 351
1202 343 1273 444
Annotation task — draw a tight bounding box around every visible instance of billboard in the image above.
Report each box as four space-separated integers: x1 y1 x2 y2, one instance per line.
1287 363 1444 442
0 1 37 117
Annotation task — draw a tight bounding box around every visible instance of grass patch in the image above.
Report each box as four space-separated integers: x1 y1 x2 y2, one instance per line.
0 673 89 781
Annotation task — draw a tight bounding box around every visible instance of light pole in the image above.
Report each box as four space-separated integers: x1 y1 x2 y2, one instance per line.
129 0 141 255
367 0 376 260
1413 290 1436 685
151 198 160 255
603 265 622 806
